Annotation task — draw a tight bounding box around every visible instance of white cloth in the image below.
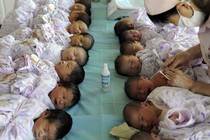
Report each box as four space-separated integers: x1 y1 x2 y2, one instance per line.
0 94 47 140
136 49 163 78
147 86 210 139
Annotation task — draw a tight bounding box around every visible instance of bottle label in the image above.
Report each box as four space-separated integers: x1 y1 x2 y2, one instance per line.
101 75 110 88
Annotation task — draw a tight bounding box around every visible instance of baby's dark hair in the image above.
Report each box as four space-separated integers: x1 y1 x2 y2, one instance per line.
193 0 210 15
81 32 94 50
124 76 142 101
147 7 177 24
120 41 129 54
123 102 140 127
68 62 85 85
46 109 72 139
75 0 91 10
81 4 91 16
62 82 81 108
75 12 91 27
114 54 128 76
114 20 134 36
81 48 89 66
131 132 153 140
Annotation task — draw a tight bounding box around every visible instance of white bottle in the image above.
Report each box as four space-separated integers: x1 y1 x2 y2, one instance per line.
101 63 110 92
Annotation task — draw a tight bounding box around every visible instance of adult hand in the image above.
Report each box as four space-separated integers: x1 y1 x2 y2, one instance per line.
164 68 194 90
162 52 190 69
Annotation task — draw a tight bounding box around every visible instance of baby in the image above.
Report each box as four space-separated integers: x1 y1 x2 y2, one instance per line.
124 72 168 102
0 72 80 110
67 20 88 34
120 41 144 55
70 32 95 50
12 38 88 66
119 29 142 45
75 0 91 10
70 3 91 16
0 94 72 139
115 49 163 77
114 17 134 36
124 64 210 102
0 54 85 85
69 11 91 27
123 86 210 134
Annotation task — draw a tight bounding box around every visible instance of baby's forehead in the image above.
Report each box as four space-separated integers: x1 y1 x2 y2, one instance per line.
120 17 133 23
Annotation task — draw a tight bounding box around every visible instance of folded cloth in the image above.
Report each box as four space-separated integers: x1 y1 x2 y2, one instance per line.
109 122 139 140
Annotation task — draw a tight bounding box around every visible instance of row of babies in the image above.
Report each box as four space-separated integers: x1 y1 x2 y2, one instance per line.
113 9 207 102
0 0 94 139
111 8 210 140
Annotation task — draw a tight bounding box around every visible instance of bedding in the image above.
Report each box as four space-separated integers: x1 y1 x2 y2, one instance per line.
0 0 15 24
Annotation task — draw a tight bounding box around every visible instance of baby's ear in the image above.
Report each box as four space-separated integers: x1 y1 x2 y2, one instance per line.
140 75 148 80
41 109 50 117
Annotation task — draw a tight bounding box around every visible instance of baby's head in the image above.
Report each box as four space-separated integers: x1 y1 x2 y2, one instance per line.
61 46 89 66
69 11 91 27
123 101 159 132
49 82 81 109
70 3 91 16
70 32 94 50
131 132 160 140
55 60 85 85
119 29 142 45
67 20 88 34
124 76 155 101
115 54 142 76
75 0 91 10
114 17 134 36
33 109 72 140
120 41 144 55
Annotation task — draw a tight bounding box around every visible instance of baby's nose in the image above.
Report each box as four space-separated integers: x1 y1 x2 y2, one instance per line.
57 98 64 105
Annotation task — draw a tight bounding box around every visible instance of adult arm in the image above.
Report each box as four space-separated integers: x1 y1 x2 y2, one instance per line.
165 68 210 96
162 44 202 68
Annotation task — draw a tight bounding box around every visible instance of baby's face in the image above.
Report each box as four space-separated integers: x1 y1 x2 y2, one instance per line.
119 55 141 76
129 102 159 132
127 77 154 101
70 3 86 12
62 47 87 66
123 42 144 55
49 86 74 109
119 17 134 29
70 34 92 50
33 114 57 140
69 11 86 22
68 21 88 34
124 29 141 42
55 60 77 81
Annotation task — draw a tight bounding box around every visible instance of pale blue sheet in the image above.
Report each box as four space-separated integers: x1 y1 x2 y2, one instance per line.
64 0 131 140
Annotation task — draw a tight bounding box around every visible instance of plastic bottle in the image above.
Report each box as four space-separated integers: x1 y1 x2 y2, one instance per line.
101 63 110 92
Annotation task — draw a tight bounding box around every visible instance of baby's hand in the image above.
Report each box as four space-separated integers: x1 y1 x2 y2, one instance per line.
150 126 160 134
169 115 179 125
